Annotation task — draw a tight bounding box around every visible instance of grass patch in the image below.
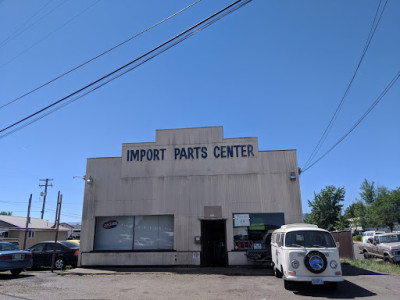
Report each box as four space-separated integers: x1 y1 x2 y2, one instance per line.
342 258 400 275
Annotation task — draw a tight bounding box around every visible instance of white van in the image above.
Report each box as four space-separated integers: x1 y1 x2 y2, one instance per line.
362 231 385 244
271 224 343 290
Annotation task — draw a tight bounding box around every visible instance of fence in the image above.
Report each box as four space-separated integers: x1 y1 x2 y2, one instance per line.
330 230 354 259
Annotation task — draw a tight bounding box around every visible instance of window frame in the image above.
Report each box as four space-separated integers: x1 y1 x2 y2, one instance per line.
93 215 175 252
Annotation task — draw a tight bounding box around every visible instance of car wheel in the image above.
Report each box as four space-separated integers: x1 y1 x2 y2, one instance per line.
383 255 393 264
284 279 295 290
54 257 65 270
363 251 370 259
11 269 22 276
274 267 282 278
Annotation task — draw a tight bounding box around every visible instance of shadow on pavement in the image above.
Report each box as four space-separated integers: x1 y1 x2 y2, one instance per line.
341 263 386 276
69 265 274 276
0 272 35 281
292 280 376 298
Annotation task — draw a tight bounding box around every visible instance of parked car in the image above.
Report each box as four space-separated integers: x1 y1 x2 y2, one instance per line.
0 242 33 275
271 224 343 290
28 241 79 269
362 231 385 243
358 233 400 263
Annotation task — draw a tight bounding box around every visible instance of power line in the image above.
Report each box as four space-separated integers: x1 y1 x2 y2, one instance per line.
0 0 101 69
0 0 66 49
303 0 389 171
0 0 253 139
302 71 400 173
0 0 201 110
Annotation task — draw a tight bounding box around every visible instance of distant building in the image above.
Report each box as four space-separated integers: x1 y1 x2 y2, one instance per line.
80 127 303 267
0 215 69 249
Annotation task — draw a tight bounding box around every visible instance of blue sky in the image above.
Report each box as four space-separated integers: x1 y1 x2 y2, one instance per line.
0 0 399 224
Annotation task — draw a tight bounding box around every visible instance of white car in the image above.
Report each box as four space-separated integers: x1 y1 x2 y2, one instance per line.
362 231 385 244
271 224 343 290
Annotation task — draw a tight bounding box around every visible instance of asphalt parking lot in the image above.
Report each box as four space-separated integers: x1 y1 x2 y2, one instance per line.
0 264 399 300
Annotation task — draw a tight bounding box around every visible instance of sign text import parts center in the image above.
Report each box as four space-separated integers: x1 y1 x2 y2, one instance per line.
79 127 302 267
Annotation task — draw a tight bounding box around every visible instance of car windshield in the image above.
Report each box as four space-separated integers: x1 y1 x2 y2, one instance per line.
285 230 336 248
0 243 19 251
379 234 400 243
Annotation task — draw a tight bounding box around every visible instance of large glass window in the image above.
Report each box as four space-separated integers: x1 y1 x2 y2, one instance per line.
233 213 284 250
94 216 134 250
94 215 174 251
134 216 174 250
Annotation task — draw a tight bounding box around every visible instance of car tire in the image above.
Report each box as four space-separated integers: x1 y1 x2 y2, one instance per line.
274 267 282 278
363 251 370 259
304 251 327 274
383 255 393 264
11 269 22 276
54 257 66 270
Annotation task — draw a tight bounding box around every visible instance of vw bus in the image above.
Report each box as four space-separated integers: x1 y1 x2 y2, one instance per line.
271 224 343 290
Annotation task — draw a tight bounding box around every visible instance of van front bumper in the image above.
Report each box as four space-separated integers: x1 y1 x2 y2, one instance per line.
285 275 343 283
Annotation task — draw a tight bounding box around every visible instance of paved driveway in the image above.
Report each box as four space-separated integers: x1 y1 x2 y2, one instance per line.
0 264 399 300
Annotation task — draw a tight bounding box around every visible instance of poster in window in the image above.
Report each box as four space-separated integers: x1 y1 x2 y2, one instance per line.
233 214 250 227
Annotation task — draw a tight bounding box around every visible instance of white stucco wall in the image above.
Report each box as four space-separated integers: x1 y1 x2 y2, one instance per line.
79 127 302 267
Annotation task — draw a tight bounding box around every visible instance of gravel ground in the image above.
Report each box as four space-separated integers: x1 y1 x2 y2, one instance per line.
1 265 399 300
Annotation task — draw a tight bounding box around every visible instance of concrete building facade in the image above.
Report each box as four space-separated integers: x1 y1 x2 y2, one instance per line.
79 127 302 267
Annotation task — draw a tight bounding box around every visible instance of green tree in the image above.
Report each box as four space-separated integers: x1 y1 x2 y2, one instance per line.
0 211 12 216
359 179 377 205
306 185 345 231
335 209 350 230
369 187 399 232
344 200 368 230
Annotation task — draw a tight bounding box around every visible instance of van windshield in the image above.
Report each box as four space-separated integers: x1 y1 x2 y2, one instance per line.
285 230 336 248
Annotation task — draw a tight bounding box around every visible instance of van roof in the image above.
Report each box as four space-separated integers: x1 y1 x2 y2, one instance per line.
275 223 327 233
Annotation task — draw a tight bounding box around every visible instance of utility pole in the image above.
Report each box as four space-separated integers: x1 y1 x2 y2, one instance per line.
54 191 60 225
39 178 53 219
23 194 32 250
51 193 62 273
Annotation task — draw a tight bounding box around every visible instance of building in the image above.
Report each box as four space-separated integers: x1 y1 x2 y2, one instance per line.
0 215 69 249
79 127 303 267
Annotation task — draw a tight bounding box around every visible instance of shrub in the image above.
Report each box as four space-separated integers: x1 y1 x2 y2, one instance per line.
353 234 362 242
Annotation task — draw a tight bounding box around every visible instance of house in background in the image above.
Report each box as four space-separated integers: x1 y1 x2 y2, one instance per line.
0 215 69 249
60 223 81 240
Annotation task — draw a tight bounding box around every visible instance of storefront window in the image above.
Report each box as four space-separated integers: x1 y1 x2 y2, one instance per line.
94 216 134 250
94 215 174 251
233 213 284 250
134 216 174 250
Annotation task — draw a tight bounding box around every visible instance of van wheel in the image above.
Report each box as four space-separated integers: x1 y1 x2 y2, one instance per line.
326 282 338 290
274 267 282 278
284 279 295 290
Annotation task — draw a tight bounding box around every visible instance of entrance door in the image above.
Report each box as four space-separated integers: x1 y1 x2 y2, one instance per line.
201 220 227 266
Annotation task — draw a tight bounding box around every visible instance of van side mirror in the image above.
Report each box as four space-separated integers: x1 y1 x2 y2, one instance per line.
335 242 340 248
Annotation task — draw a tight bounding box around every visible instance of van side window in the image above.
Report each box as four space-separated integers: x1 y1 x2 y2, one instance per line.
271 233 276 244
276 233 283 247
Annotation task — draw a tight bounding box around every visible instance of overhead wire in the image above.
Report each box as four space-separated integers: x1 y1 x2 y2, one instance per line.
301 71 400 173
0 0 201 110
302 0 389 171
0 0 253 139
0 0 101 69
0 0 66 49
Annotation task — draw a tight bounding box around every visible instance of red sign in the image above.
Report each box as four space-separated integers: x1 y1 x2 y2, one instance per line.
103 220 118 229
235 240 253 249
